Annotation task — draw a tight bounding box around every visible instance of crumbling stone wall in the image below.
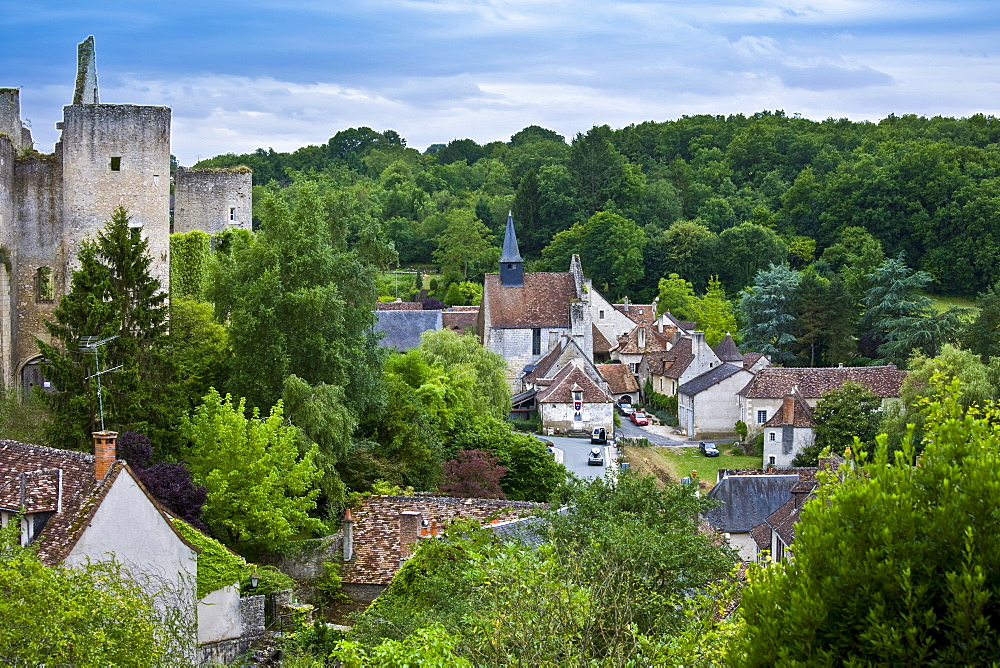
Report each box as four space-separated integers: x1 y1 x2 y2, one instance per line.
174 166 253 234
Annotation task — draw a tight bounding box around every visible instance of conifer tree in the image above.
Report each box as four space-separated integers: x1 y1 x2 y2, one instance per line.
40 207 180 450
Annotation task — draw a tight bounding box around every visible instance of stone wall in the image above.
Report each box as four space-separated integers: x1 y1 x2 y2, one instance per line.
0 89 24 151
174 166 253 234
60 104 171 290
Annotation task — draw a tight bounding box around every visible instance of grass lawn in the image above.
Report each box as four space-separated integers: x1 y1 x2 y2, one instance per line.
923 292 977 313
623 444 760 492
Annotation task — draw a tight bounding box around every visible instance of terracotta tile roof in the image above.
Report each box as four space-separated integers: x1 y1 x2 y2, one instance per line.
0 440 106 565
536 364 612 404
763 391 816 428
750 520 771 551
596 364 640 395
614 324 670 355
742 352 766 370
714 334 743 363
592 324 614 354
483 272 577 328
523 343 564 385
613 303 655 325
0 440 196 567
678 363 745 396
341 495 538 585
655 337 694 379
760 480 818 546
376 301 423 311
442 308 479 335
737 365 906 399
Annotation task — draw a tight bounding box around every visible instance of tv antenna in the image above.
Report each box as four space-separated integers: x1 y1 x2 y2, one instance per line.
80 335 122 432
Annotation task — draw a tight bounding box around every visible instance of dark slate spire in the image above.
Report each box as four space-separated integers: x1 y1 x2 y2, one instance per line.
499 210 524 286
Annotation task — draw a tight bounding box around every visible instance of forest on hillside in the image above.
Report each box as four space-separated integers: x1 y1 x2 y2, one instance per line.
193 112 1000 302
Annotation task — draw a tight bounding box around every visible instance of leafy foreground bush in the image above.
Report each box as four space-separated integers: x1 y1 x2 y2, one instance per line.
325 473 739 666
0 523 191 665
739 376 1000 665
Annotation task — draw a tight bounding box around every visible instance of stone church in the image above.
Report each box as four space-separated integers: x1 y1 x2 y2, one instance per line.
0 37 251 392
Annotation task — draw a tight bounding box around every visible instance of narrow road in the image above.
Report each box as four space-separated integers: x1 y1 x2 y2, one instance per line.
535 434 616 480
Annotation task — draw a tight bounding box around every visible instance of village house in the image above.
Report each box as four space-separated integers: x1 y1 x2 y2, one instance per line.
0 433 267 663
750 478 818 563
737 364 907 431
703 468 818 561
761 391 817 468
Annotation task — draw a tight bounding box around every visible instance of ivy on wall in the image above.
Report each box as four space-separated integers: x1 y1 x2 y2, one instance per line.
169 230 211 300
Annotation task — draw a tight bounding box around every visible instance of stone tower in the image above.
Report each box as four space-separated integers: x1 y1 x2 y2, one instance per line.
0 37 172 391
174 166 253 234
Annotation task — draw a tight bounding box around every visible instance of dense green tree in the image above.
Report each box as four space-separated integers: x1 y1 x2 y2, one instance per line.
40 206 181 451
792 382 883 465
569 125 643 215
182 389 321 550
688 277 739 347
878 344 1000 451
655 273 696 320
166 297 232 412
714 222 788 292
432 210 499 282
740 379 1000 665
209 181 392 414
739 264 801 365
860 255 964 366
791 270 857 366
0 522 189 665
169 230 212 301
963 281 1000 361
349 472 735 665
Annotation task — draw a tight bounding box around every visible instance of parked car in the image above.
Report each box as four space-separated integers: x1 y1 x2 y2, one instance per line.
588 447 605 466
591 427 608 444
699 441 720 457
618 403 635 416
630 411 649 426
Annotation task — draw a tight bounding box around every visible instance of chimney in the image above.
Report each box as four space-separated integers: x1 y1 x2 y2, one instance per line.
399 511 422 561
92 431 117 482
638 325 646 349
783 395 795 425
342 508 354 561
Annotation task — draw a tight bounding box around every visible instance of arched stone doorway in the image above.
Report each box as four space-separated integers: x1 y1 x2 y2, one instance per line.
20 357 54 393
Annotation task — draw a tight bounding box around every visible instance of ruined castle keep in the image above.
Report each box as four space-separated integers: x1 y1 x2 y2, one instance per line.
0 37 252 392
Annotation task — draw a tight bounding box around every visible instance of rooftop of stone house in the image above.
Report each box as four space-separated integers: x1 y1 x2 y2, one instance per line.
596 364 640 395
483 272 578 328
340 495 538 586
738 365 907 399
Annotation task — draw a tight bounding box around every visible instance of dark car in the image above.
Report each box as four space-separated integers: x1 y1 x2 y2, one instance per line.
618 403 635 416
588 447 605 466
699 441 720 457
591 427 608 444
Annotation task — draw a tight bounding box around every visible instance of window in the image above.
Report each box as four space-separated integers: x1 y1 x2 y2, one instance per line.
757 409 768 424
36 267 54 303
768 456 776 466
110 156 121 171
629 362 638 374
768 432 776 442
531 328 541 355
599 310 605 319
229 207 237 222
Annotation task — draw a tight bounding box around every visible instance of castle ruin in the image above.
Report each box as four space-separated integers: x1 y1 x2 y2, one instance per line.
0 37 252 392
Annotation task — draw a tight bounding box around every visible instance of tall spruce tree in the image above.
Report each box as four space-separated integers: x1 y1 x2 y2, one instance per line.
40 207 179 451
738 264 801 365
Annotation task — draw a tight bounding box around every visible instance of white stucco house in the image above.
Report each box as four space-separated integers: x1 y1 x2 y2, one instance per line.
677 363 755 438
762 392 817 468
0 432 265 663
536 362 615 435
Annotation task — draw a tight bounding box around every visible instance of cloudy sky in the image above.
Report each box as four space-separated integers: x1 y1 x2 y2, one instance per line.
3 1 998 166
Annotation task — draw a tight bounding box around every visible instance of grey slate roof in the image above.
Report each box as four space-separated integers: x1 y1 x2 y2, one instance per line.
678 363 744 396
500 212 522 263
374 309 443 350
703 474 801 533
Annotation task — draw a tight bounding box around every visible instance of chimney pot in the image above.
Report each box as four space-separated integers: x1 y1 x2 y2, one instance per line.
92 431 118 482
399 511 422 560
783 395 795 424
343 508 354 561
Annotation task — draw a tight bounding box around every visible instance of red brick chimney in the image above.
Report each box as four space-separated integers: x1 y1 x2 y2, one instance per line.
93 430 118 482
783 395 795 425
